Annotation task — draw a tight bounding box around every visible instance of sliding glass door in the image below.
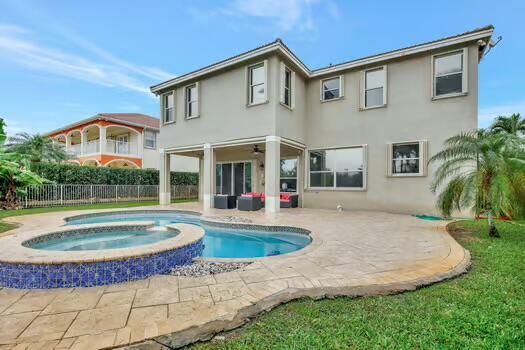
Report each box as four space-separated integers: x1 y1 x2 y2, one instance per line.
216 162 252 196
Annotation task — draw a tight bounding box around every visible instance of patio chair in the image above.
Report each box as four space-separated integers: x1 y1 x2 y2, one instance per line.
214 194 237 209
280 193 299 208
237 196 262 211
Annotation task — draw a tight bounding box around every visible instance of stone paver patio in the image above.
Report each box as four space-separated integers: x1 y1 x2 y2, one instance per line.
0 203 469 350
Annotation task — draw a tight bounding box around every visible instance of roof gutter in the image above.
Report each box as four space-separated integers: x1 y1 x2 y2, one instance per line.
150 27 494 93
44 115 159 136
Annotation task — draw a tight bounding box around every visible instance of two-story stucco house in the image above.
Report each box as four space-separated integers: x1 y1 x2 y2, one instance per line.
151 26 494 214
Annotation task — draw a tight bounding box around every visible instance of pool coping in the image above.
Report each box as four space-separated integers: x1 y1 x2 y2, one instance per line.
0 222 204 265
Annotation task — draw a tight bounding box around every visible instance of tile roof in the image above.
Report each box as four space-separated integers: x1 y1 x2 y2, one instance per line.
151 25 494 92
45 113 159 136
311 25 495 73
98 113 160 128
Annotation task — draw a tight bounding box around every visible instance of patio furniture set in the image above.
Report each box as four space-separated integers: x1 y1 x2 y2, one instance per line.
214 192 299 211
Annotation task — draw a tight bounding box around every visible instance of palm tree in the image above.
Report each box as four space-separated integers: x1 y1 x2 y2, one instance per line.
429 130 525 237
0 120 47 209
6 132 70 163
490 113 525 136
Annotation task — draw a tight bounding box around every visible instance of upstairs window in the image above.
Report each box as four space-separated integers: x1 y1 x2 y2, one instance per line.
248 62 266 105
144 130 156 149
284 67 292 107
280 63 295 109
321 76 342 101
433 50 467 98
185 83 199 119
363 67 386 108
163 93 174 124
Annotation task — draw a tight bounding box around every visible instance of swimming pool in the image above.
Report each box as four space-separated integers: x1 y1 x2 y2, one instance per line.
64 211 311 259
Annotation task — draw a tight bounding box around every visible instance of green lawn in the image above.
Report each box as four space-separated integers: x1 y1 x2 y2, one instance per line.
0 199 197 233
192 220 525 350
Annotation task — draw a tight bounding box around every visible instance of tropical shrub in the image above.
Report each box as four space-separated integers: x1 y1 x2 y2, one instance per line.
0 119 47 209
6 132 71 163
29 162 198 186
490 113 525 136
429 129 525 237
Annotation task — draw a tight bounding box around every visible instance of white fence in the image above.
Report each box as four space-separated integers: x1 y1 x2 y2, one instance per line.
22 184 198 208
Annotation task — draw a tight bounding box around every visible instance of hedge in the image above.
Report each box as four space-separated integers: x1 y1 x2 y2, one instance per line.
30 162 198 186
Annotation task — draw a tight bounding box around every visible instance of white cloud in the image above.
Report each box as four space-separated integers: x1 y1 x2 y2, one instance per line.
230 0 306 32
0 24 173 97
479 101 525 128
189 0 339 35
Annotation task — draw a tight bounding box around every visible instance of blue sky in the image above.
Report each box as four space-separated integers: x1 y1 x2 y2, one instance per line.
0 0 523 136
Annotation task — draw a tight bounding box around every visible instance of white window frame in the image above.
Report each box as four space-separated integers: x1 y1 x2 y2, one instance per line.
431 48 468 100
320 75 344 102
280 157 298 192
162 92 175 124
247 60 268 106
184 82 199 119
360 65 387 110
144 130 156 149
306 145 367 191
280 62 295 109
215 160 253 195
387 140 428 177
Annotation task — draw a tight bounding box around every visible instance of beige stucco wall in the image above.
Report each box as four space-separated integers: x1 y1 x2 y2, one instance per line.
158 56 281 148
158 44 480 214
143 149 198 172
302 44 479 214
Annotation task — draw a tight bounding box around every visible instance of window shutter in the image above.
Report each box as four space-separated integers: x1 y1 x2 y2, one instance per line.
291 71 296 109
362 144 368 190
263 59 269 102
386 143 393 176
420 140 428 176
160 94 164 124
462 48 469 94
339 75 345 98
195 82 200 117
382 65 388 106
279 62 286 104
360 71 365 109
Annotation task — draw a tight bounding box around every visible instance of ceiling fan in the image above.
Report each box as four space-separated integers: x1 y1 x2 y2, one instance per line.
252 144 264 156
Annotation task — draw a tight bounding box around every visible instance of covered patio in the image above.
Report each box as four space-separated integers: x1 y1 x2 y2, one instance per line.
159 136 306 213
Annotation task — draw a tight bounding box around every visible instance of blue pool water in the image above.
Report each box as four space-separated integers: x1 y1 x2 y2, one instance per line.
31 229 178 251
59 212 311 258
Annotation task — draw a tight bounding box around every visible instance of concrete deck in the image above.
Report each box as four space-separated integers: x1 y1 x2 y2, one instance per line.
0 203 469 350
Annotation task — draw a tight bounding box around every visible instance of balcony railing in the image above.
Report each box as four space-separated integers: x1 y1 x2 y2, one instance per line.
106 139 138 155
69 144 81 156
84 140 100 154
64 138 139 157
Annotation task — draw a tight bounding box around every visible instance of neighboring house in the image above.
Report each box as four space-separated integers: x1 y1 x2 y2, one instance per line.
151 26 495 214
46 113 198 171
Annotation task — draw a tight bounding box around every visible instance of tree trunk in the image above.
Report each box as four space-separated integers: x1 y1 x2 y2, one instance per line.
3 181 20 210
487 211 500 238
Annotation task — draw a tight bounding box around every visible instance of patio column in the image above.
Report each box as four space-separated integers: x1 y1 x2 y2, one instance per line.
80 130 85 156
159 150 171 205
65 134 71 153
99 126 107 154
202 143 214 210
137 131 144 158
265 136 281 213
198 158 204 202
297 150 305 207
